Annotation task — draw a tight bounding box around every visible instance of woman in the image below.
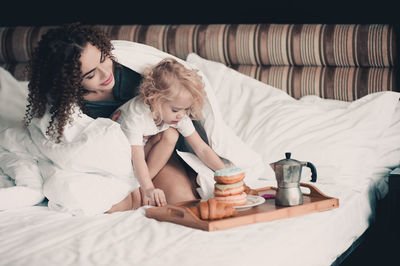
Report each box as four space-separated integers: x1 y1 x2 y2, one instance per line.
24 23 197 213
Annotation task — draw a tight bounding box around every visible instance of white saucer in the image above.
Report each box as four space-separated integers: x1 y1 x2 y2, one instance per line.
233 195 265 211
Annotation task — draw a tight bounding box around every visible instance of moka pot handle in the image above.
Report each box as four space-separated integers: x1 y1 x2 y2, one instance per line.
306 162 317 182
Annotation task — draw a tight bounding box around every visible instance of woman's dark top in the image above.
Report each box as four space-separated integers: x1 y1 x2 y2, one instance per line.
84 64 142 119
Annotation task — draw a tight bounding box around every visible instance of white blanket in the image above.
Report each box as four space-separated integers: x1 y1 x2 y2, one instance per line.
0 72 140 215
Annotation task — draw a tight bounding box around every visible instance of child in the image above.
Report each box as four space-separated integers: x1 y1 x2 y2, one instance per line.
116 58 226 207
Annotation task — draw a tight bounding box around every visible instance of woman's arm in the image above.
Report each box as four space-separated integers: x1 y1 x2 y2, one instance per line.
185 131 225 171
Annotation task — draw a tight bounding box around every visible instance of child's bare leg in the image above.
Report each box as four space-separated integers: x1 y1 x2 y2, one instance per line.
145 128 179 179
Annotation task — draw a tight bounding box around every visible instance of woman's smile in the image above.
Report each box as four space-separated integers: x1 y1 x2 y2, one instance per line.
101 73 113 86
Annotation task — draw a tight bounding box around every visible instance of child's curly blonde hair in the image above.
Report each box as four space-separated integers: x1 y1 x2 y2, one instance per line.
139 58 206 125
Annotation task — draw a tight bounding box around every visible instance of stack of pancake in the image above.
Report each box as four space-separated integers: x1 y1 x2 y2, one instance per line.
213 167 247 206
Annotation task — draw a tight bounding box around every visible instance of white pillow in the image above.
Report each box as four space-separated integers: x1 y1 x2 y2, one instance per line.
0 67 28 131
186 53 400 186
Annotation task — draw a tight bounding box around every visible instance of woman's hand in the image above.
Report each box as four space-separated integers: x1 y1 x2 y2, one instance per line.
144 188 167 206
111 109 121 121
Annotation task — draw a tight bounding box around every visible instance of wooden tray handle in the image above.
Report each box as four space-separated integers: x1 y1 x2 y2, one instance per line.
167 206 185 218
300 183 333 199
165 205 203 223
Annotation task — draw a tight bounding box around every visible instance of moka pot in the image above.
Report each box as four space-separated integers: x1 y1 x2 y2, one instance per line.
270 152 317 206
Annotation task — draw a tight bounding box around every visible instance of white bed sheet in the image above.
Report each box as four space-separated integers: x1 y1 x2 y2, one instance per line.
0 178 375 266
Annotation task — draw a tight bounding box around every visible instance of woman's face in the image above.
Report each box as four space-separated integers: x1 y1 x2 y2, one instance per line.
80 43 115 101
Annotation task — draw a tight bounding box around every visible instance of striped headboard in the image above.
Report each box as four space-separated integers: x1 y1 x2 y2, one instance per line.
1 24 398 101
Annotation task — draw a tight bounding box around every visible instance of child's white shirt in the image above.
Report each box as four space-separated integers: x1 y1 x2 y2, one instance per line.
116 96 195 145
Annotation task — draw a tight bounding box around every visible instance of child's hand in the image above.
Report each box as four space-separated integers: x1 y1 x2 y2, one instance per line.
144 188 167 206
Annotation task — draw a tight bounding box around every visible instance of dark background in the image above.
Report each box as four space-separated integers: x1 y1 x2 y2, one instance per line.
1 0 399 26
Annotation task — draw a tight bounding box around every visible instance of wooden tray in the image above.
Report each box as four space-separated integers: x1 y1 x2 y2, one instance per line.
145 183 339 231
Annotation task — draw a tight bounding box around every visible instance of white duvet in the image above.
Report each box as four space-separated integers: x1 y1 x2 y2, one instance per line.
0 41 399 266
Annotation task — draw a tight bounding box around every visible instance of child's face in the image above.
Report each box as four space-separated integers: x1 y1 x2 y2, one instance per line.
160 90 193 125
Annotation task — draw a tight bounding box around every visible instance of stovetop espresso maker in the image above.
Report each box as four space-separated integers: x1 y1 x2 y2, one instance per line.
270 152 317 206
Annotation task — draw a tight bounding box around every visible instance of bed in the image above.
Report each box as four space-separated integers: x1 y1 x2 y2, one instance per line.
0 24 399 266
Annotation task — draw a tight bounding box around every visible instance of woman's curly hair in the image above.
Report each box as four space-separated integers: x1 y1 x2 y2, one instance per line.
139 58 206 125
24 23 114 142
